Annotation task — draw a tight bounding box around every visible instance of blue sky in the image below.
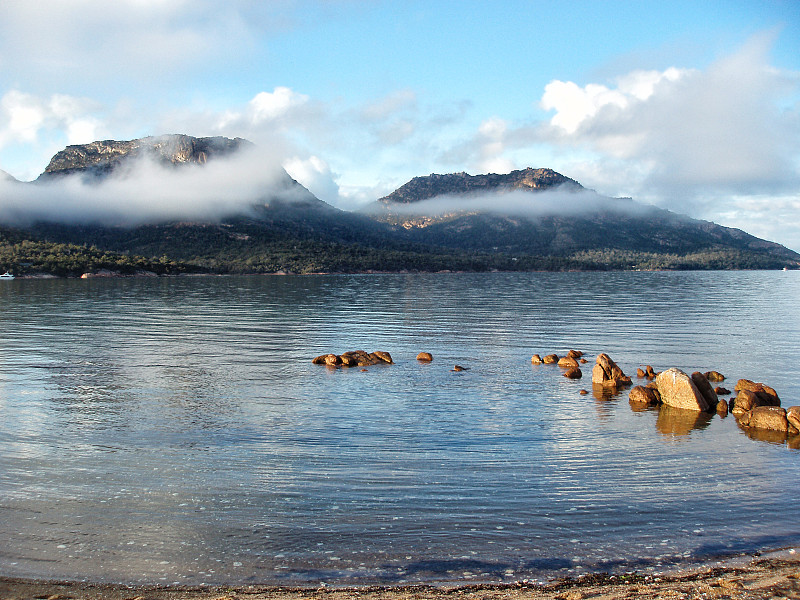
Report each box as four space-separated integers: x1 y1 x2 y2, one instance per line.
1 0 799 249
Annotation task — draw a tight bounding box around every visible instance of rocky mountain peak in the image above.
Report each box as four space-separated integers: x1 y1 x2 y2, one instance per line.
39 134 251 181
377 167 582 205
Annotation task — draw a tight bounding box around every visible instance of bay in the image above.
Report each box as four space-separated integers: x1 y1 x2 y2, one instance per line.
0 271 799 586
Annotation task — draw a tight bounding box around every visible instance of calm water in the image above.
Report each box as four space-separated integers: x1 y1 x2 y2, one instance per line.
1 271 799 586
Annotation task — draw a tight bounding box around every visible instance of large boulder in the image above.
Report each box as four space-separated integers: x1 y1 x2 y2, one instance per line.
591 353 631 388
739 406 789 432
655 368 711 411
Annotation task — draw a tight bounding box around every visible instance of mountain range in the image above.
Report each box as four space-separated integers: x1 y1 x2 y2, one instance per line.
1 134 798 277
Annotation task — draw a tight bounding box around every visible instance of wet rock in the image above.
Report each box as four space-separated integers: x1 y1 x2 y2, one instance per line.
591 353 631 388
558 356 580 368
714 386 731 395
786 406 800 430
371 351 393 364
646 365 657 379
531 354 543 364
739 406 789 432
542 353 559 364
325 354 343 366
691 371 719 408
716 399 729 417
563 367 582 379
655 368 711 411
629 385 661 406
416 352 433 362
579 389 589 395
452 365 468 371
636 368 646 378
734 379 780 405
705 371 726 382
567 349 584 359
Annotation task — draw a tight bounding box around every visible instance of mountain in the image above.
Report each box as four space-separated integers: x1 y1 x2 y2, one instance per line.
37 134 251 181
1 137 798 276
367 168 800 265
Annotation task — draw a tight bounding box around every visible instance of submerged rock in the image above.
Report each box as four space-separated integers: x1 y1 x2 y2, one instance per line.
313 350 394 368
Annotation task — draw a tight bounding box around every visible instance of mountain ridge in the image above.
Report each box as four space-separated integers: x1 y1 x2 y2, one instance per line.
1 135 798 276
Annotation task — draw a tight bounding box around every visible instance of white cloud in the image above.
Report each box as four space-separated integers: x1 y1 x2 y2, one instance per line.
283 155 341 206
535 31 800 249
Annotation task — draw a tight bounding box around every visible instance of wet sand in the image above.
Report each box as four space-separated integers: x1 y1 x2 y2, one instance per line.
2 552 799 600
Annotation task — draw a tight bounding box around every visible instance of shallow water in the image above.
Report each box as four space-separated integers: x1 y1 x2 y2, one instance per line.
0 271 799 585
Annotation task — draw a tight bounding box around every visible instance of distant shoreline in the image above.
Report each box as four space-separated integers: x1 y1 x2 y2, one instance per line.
2 550 798 600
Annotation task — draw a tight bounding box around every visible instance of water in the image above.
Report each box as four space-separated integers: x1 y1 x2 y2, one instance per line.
1 271 799 586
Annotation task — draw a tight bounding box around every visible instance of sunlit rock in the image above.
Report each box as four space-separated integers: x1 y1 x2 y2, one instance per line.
655 368 710 411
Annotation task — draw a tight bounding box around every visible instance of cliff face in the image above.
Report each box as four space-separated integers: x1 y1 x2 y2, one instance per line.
377 168 582 205
39 134 251 180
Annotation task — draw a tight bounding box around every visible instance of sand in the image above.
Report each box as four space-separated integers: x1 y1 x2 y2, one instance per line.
2 551 799 600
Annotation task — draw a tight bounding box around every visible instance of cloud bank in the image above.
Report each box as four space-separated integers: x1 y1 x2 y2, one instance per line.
0 146 310 227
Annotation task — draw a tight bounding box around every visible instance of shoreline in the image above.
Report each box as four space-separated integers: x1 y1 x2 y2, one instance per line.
2 550 799 600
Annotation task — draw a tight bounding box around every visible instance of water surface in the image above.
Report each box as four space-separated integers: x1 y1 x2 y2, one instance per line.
1 271 798 585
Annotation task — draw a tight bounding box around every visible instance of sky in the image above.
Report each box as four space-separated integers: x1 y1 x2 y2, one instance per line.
1 0 799 249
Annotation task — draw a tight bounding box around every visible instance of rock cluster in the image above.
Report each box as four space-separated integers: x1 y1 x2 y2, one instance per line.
531 349 584 379
312 350 393 367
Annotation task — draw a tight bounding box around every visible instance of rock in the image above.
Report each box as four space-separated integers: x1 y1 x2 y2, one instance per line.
740 406 789 432
591 353 631 388
372 351 393 364
705 370 726 382
636 368 646 378
452 365 468 371
655 368 711 411
645 365 656 378
557 356 580 368
531 354 543 364
567 349 583 359
714 386 731 395
417 352 433 362
629 385 660 406
734 379 780 405
312 354 330 364
325 354 342 366
691 371 719 408
579 389 589 395
786 406 800 430
716 400 729 416
579 358 588 364
542 353 559 364
563 367 582 379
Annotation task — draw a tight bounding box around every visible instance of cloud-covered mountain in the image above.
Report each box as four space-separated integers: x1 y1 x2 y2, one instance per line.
1 136 798 276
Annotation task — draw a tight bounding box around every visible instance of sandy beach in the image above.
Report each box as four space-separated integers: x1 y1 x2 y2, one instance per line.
2 551 799 600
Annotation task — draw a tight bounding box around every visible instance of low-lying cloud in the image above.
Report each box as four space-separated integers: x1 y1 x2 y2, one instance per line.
0 146 313 228
377 187 657 220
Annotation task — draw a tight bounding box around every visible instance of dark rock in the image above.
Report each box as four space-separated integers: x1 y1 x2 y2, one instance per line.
563 367 582 379
645 365 656 379
567 349 583 359
372 351 393 364
714 386 731 395
579 389 589 395
452 365 468 372
705 371 726 382
691 371 718 409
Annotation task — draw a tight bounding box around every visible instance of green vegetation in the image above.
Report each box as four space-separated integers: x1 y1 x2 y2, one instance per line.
0 228 199 277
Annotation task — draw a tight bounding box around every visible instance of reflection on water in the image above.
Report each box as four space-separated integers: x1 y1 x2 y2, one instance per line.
656 406 714 436
1 272 799 586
